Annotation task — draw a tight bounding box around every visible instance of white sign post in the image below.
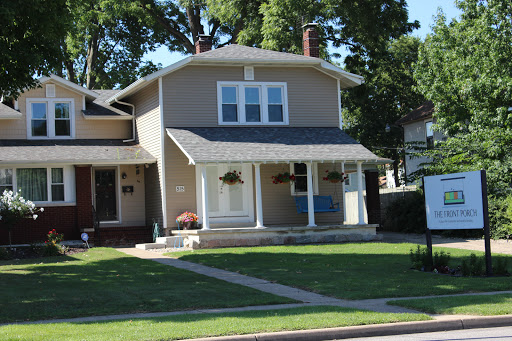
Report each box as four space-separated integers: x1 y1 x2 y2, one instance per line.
423 170 492 275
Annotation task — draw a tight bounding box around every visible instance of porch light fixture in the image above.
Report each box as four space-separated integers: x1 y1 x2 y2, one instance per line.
122 172 127 179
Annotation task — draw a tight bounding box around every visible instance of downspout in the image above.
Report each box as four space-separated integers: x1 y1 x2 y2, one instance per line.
115 98 136 142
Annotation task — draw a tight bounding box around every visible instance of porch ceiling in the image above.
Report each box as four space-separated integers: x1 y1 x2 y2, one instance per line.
0 140 157 165
167 127 388 164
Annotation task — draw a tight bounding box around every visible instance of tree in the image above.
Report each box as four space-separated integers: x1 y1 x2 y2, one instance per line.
60 0 161 89
0 0 69 96
413 0 512 238
342 35 425 185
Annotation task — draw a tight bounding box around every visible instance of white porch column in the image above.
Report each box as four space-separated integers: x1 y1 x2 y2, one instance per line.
356 161 365 225
200 164 210 230
341 161 347 224
254 163 265 228
306 162 316 227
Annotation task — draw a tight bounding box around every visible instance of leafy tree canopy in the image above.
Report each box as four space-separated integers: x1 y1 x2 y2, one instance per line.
0 0 69 96
342 35 425 185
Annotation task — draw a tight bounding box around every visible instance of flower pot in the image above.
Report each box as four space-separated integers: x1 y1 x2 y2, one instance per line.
183 221 197 230
329 179 342 183
224 180 239 186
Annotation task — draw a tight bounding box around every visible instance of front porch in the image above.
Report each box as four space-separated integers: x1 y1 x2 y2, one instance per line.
172 223 381 249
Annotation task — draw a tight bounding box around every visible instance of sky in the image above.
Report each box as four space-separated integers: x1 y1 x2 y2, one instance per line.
143 0 462 68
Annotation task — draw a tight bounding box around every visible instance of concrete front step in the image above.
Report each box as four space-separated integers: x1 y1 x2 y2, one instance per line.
155 236 185 247
135 243 166 250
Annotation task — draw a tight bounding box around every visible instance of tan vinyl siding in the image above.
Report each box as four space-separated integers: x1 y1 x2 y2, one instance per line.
119 164 146 226
164 138 196 228
129 80 163 226
2 83 130 139
261 163 344 225
161 65 339 128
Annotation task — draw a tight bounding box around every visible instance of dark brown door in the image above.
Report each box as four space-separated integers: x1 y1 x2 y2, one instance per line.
95 169 117 221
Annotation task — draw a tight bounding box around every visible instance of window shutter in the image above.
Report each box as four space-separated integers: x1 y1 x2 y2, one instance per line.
244 66 254 80
46 84 56 98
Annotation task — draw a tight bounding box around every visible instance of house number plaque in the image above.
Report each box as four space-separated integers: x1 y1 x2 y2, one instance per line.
176 186 185 192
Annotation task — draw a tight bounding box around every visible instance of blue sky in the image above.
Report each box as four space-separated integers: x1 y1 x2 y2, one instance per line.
143 0 462 67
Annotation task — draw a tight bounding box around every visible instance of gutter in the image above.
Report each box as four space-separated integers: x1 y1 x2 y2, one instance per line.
114 98 136 142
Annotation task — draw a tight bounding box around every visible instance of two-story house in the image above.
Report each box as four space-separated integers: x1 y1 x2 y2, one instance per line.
1 25 387 248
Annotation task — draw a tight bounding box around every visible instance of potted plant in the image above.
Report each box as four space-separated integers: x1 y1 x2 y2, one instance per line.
219 170 244 185
176 211 199 229
271 172 296 184
323 170 348 183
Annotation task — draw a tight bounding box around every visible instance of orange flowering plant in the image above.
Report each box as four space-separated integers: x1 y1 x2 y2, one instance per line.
176 211 199 223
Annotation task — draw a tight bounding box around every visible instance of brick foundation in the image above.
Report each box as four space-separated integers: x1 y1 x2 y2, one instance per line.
88 226 152 246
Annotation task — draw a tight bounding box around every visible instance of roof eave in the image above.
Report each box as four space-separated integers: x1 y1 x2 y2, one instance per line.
38 75 98 100
82 113 133 120
0 158 157 166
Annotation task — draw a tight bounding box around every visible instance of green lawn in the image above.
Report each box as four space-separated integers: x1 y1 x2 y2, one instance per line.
388 294 512 315
0 306 431 341
168 243 512 300
0 248 293 323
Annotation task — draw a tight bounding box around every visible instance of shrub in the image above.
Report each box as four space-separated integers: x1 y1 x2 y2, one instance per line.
43 229 64 257
383 190 426 233
0 247 11 260
493 257 510 276
409 245 451 272
461 253 485 277
488 194 512 240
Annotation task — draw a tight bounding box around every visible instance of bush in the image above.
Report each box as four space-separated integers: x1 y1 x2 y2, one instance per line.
409 245 450 272
488 194 512 240
383 190 426 233
461 253 485 277
43 229 64 257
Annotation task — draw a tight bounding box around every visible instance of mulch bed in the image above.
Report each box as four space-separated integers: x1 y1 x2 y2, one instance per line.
1 246 89 260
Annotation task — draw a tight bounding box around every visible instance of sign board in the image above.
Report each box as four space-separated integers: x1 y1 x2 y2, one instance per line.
424 171 485 230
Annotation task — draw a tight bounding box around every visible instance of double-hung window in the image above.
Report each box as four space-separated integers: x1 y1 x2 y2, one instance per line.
0 167 70 202
425 121 434 149
290 163 319 195
218 82 288 125
27 99 74 139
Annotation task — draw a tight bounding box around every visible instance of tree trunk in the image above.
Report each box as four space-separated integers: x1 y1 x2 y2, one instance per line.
86 30 100 89
393 158 400 187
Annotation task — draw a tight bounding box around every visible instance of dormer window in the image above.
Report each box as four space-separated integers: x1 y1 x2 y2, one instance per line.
27 98 75 139
217 82 288 125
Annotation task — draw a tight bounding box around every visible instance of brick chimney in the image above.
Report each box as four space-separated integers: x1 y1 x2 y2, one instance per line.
302 23 319 58
195 34 212 54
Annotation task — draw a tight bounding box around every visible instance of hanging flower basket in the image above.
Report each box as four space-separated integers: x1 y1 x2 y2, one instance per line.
271 172 296 184
219 171 244 185
323 170 347 183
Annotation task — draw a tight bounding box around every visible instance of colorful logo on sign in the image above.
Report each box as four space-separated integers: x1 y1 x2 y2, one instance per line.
444 190 465 205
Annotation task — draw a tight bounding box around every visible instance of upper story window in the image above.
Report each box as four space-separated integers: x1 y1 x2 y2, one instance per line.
217 82 288 125
425 121 434 149
27 98 75 139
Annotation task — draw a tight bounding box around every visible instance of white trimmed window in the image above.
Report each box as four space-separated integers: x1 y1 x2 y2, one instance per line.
0 166 74 203
425 121 434 149
27 98 75 139
290 163 319 195
217 82 288 125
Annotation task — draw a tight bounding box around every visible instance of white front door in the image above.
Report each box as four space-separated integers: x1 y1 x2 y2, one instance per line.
197 164 254 223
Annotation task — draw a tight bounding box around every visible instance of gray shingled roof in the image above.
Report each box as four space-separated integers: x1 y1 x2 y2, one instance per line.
166 127 384 164
82 90 132 117
0 140 156 164
396 101 434 125
193 44 321 62
0 103 21 119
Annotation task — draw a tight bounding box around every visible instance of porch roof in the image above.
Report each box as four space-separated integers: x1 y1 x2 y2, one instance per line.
0 140 157 165
166 127 388 164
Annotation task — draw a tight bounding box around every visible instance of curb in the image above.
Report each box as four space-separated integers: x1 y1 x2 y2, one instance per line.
187 315 512 341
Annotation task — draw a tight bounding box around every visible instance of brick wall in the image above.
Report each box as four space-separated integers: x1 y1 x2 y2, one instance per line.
75 166 93 230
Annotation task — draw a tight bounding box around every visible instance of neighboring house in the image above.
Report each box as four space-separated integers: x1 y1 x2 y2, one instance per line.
396 101 445 183
1 25 387 247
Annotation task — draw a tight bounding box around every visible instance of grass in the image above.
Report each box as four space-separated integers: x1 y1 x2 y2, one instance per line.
167 243 512 300
0 306 431 341
388 294 512 316
0 248 294 323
